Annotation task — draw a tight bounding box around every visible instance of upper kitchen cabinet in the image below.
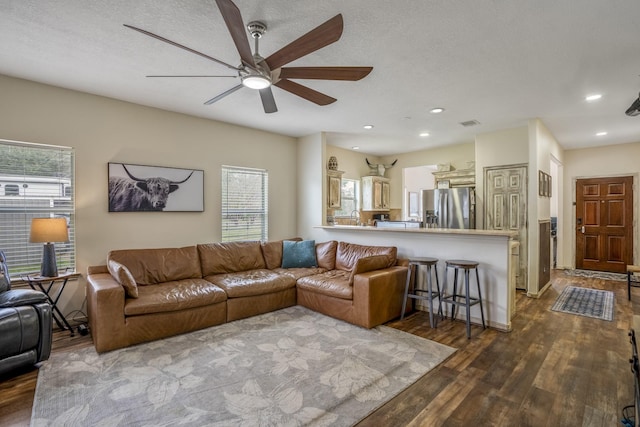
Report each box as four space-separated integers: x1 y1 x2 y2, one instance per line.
327 169 344 208
362 176 390 211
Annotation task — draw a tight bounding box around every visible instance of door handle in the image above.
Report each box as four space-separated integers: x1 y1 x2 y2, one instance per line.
580 226 585 234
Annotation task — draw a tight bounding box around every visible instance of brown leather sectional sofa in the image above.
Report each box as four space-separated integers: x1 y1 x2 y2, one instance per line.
86 240 408 352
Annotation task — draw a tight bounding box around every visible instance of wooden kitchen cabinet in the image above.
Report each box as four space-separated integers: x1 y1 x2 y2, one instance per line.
327 169 344 208
361 176 390 211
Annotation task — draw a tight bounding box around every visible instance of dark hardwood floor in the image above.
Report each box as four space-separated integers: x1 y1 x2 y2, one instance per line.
0 271 635 426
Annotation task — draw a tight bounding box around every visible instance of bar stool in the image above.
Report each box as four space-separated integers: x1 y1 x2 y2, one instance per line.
627 265 640 300
441 259 486 339
401 257 443 328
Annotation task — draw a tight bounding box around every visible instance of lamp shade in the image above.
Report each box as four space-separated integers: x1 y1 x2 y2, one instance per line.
29 218 69 243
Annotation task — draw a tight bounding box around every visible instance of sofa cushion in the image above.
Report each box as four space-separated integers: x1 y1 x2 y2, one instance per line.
107 259 139 298
315 241 338 270
348 255 394 285
281 240 317 268
296 270 353 300
108 246 202 286
261 238 302 270
198 241 266 275
205 269 296 298
335 242 397 271
123 279 227 316
273 267 327 280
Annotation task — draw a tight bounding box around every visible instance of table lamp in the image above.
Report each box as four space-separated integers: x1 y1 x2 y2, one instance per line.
29 217 69 277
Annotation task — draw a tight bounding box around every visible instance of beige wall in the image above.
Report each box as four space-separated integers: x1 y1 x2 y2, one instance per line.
326 145 378 181
475 126 529 229
562 141 640 269
381 143 475 209
0 74 298 317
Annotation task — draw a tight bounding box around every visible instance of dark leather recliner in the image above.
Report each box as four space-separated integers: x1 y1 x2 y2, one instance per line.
0 251 52 376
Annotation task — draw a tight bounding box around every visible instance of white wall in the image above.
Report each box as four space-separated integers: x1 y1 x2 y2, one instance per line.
475 126 529 229
0 74 298 318
527 119 564 296
562 141 640 268
297 133 325 232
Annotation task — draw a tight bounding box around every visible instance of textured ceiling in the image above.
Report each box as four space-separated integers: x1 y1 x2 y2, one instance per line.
1 0 639 156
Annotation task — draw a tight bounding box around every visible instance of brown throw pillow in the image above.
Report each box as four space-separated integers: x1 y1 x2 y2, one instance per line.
107 259 139 298
349 255 393 285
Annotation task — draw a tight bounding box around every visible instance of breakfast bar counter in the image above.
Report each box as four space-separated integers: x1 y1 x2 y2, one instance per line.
311 225 519 332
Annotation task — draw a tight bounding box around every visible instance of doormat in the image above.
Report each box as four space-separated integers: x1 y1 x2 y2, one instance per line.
563 269 626 282
550 286 614 321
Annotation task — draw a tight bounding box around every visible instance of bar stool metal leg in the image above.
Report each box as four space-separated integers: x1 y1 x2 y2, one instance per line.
400 263 414 320
441 260 485 339
476 267 486 329
400 258 442 328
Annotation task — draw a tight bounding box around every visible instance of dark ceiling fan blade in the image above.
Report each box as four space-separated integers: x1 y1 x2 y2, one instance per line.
214 0 255 68
124 24 239 71
259 88 278 113
204 84 243 105
626 96 640 116
278 66 373 81
274 79 336 106
265 14 344 70
146 75 237 78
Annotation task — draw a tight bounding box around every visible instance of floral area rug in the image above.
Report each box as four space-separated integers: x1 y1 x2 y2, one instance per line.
31 305 455 426
550 285 614 321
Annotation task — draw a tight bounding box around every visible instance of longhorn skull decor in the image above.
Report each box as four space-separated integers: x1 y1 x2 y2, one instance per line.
365 158 397 177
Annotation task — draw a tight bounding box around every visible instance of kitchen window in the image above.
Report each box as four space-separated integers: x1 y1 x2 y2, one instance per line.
0 139 75 275
221 166 268 242
334 178 359 217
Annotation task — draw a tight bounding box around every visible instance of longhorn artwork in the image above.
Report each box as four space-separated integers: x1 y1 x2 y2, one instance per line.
365 158 397 177
108 163 204 212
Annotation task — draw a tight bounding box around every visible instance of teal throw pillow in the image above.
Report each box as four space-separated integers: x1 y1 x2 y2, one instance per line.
281 240 318 268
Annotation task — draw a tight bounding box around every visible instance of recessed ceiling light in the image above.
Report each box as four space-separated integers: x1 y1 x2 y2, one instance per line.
596 131 607 136
352 146 360 150
429 108 445 114
419 132 430 137
363 125 374 130
585 94 602 102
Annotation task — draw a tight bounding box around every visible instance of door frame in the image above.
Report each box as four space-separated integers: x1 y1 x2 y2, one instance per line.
571 173 638 269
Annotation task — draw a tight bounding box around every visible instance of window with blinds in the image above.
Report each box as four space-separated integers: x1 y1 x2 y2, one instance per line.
221 166 268 242
0 140 75 277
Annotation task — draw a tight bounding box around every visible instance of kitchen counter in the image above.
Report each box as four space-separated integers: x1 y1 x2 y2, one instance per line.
318 225 517 238
310 225 520 332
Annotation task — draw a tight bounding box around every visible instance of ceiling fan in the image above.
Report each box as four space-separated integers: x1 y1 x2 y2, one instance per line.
626 92 640 117
124 0 373 113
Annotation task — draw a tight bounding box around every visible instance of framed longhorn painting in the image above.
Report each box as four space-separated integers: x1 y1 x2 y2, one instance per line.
108 162 204 212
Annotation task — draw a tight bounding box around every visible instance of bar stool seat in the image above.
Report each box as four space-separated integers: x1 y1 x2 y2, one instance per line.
440 259 486 339
401 257 443 328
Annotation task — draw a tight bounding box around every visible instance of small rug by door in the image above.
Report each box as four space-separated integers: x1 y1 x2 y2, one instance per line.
563 268 627 282
550 285 614 321
30 306 455 426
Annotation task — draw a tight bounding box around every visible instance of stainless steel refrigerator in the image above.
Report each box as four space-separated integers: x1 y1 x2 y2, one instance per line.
422 188 475 229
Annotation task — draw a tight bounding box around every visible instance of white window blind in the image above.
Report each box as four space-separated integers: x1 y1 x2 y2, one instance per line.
221 166 268 242
0 140 75 277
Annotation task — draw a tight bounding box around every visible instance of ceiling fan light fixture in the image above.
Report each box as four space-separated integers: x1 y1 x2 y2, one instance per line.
241 74 271 90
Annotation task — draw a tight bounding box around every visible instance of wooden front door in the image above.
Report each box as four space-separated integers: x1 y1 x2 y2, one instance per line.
575 176 633 273
485 165 528 290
